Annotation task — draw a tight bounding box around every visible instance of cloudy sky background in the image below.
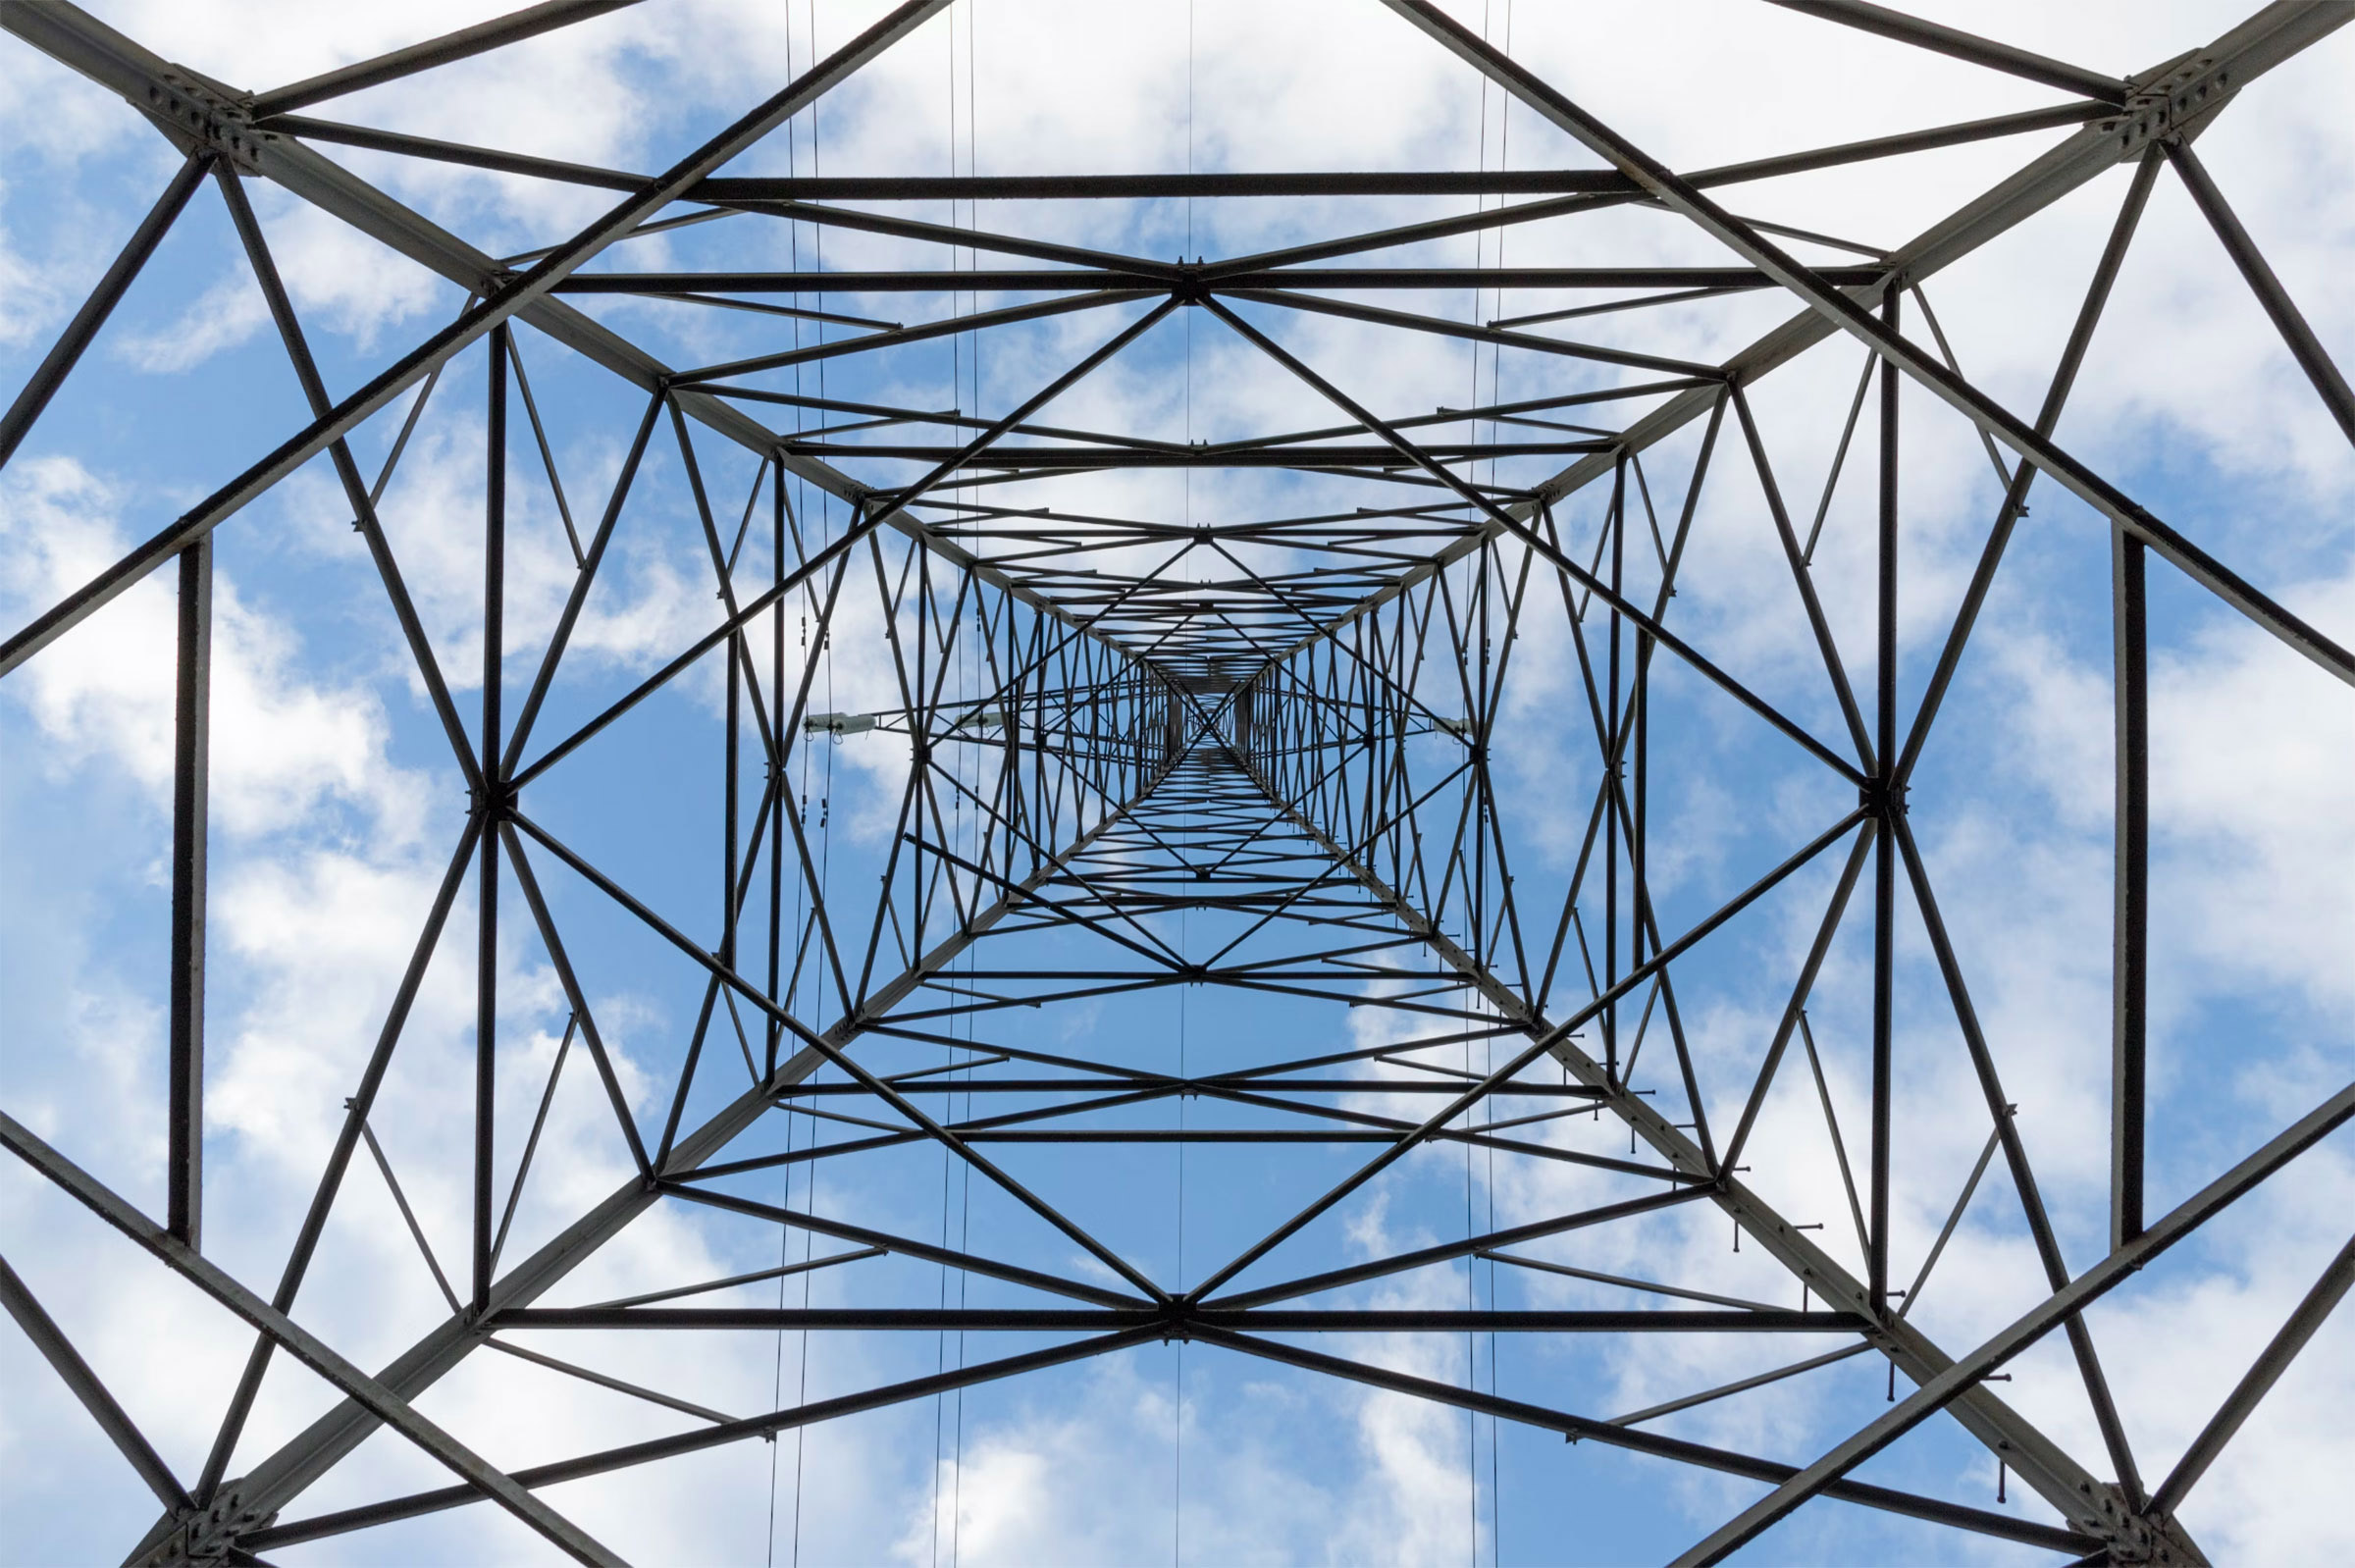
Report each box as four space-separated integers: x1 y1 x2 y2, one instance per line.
2 1 2351 1563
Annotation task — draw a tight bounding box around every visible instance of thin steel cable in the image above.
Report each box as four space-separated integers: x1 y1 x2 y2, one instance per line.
1487 23 1520 1556
950 14 980 1564
764 4 809 1553
1464 18 1492 1556
930 23 959 1559
790 8 828 1562
950 591 977 1568
766 618 805 1565
1176 11 1194 1563
1175 765 1190 1568
1485 23 1510 1560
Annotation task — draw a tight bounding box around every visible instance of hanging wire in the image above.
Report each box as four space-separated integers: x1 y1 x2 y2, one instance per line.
1485 16 1511 1559
1464 15 1493 1559
930 18 960 1558
951 10 980 1559
764 2 809 1553
1174 768 1190 1568
949 587 978 1568
766 602 804 1563
1175 7 1195 1562
789 6 829 1562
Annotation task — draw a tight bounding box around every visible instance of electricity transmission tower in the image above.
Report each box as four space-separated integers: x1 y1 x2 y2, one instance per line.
3 1 2352 1563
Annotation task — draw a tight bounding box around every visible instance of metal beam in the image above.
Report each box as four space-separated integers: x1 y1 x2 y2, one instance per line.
2112 521 2149 1251
1869 287 1898 1310
246 0 646 117
167 536 209 1250
1233 748 2144 1547
1895 145 2164 787
1197 1329 2098 1556
242 1329 1161 1549
1760 0 2127 104
0 1112 626 1568
553 265 1886 293
1284 2 2349 668
0 0 956 679
474 323 506 1315
0 1252 193 1516
0 151 209 472
496 1306 1868 1333
2147 1228 2355 1516
2165 137 2355 448
266 98 2102 209
773 441 1606 468
184 791 1161 1538
1379 0 2355 692
1670 1077 2355 1564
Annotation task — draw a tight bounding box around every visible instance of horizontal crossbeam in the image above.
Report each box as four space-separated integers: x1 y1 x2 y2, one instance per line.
496 1306 1868 1332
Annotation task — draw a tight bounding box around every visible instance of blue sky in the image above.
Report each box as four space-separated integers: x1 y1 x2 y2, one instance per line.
2 2 2352 1564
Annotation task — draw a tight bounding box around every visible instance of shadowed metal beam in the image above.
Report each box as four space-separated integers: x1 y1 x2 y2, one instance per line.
265 100 2102 208
167 535 209 1250
247 0 646 117
183 790 1159 1540
242 1329 1161 1549
0 0 955 679
1894 145 2163 787
2165 138 2355 448
2146 1228 2355 1516
0 1113 626 1568
2112 518 2149 1250
1380 0 2355 692
0 150 210 472
0 1252 193 1515
1761 0 2127 103
554 265 1885 292
1204 297 1864 784
496 1306 1869 1333
1669 1078 2355 1564
1284 3 2347 670
1 3 1126 677
1195 1328 2099 1556
1233 733 2139 1550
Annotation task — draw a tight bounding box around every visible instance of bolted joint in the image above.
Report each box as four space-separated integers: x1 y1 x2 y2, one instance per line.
139 74 272 174
466 776 520 820
137 1485 276 1566
2055 1481 2208 1566
2102 54 2238 162
1858 775 1908 819
2096 1497 2207 1567
1171 268 1210 306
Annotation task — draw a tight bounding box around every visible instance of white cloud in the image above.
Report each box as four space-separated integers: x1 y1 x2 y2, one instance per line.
113 265 272 373
0 455 425 840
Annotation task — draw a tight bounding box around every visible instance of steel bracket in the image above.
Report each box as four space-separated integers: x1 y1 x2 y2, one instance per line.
2101 53 2240 162
134 71 273 176
132 1486 276 1566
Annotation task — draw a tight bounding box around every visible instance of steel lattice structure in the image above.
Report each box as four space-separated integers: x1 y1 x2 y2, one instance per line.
3 0 2353 1563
